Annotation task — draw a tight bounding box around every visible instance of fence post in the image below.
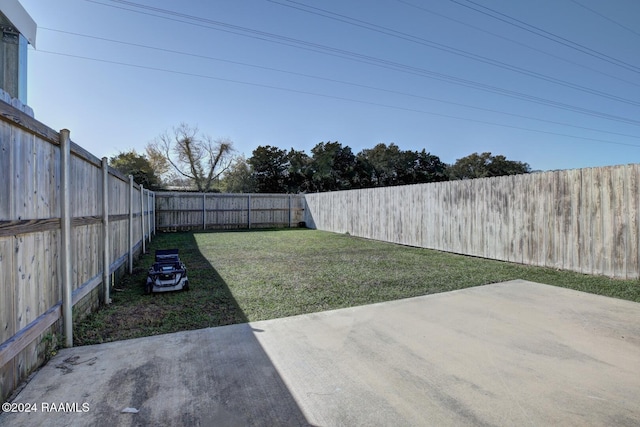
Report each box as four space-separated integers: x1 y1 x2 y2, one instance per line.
289 194 292 228
101 157 111 305
128 175 134 274
152 192 156 236
140 185 146 255
147 190 152 241
248 194 252 229
59 129 73 348
203 193 206 230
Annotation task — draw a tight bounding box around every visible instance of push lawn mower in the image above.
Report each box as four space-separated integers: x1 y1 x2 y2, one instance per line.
145 249 189 293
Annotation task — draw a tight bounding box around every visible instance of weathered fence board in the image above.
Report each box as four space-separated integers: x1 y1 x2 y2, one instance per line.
629 164 640 279
155 192 305 230
305 164 640 279
0 101 154 402
0 238 14 345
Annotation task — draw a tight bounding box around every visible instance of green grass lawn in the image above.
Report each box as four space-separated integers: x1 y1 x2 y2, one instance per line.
74 228 640 345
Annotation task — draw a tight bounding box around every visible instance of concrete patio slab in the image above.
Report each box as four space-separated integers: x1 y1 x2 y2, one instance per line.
1 280 639 426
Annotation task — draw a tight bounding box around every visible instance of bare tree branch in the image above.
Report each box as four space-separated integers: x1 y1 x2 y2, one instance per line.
146 123 235 191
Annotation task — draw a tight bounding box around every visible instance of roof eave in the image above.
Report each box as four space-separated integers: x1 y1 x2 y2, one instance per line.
1 0 37 48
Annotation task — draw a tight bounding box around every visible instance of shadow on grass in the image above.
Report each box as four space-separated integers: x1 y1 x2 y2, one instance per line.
73 231 313 425
76 228 310 343
75 232 247 344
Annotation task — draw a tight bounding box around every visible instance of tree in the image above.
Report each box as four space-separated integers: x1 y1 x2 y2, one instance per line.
248 145 289 193
447 152 530 180
356 143 403 187
146 123 234 192
410 149 448 183
145 144 170 179
309 141 357 192
355 143 448 187
286 149 313 193
109 150 163 190
219 156 256 193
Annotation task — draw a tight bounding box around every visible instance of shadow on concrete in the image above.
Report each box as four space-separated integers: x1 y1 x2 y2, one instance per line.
182 230 314 426
161 230 310 426
0 231 314 426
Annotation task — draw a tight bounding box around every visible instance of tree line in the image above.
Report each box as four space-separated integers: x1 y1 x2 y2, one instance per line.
110 123 531 193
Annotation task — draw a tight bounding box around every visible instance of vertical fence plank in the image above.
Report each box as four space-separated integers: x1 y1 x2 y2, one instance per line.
554 170 567 270
0 234 15 396
128 175 134 274
0 238 15 345
420 185 428 248
509 175 520 264
502 176 512 262
466 179 477 257
140 185 145 255
449 181 460 253
430 183 440 251
612 166 627 278
592 167 604 275
476 178 487 259
528 173 540 266
247 194 252 229
0 122 12 219
629 164 640 279
542 171 553 268
147 189 152 240
470 179 478 257
580 168 593 275
152 192 156 235
601 167 614 277
568 169 581 273
486 178 496 260
519 173 530 265
461 180 470 254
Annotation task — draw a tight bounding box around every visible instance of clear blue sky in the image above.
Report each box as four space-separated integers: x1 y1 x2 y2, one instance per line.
19 0 640 171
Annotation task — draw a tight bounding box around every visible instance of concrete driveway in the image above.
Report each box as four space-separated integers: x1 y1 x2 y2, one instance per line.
1 280 639 426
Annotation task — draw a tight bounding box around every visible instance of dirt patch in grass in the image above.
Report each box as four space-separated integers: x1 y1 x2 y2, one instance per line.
74 231 246 345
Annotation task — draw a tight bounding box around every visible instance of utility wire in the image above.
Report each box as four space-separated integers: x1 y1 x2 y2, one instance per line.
395 0 640 88
84 0 640 126
35 49 640 148
448 0 640 74
267 0 640 107
40 26 640 141
568 0 640 38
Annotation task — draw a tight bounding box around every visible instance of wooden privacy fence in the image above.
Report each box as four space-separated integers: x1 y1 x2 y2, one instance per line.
155 192 305 231
304 164 640 279
0 102 155 402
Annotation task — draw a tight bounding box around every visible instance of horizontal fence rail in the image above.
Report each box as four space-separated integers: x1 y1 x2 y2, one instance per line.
155 192 305 231
304 164 640 280
0 101 155 401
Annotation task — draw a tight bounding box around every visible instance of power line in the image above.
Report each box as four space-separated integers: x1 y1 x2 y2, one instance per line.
568 0 640 38
83 0 640 126
267 0 640 107
40 26 640 141
448 0 640 74
35 49 640 148
394 0 640 88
